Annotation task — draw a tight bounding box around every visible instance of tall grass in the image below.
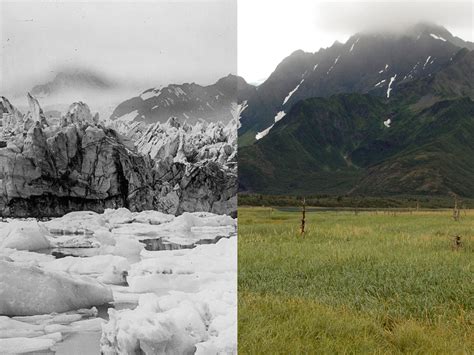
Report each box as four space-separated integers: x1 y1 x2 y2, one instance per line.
239 208 474 353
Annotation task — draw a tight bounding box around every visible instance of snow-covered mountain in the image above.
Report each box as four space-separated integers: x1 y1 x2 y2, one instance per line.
110 74 251 124
22 68 136 122
31 69 114 97
238 23 474 143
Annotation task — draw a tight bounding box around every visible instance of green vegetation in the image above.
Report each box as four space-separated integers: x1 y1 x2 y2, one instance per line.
239 93 474 197
239 193 474 209
239 207 474 353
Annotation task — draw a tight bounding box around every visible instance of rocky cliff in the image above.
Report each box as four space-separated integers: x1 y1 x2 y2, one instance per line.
0 95 236 217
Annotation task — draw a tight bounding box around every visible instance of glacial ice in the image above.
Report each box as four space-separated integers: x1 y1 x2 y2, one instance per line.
0 307 100 353
0 261 113 316
0 208 237 353
42 254 130 285
101 237 237 354
0 221 51 251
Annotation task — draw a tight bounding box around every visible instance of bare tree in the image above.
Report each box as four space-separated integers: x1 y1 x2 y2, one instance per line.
300 198 306 235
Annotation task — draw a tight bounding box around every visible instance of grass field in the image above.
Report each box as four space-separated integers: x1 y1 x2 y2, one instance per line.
238 207 474 354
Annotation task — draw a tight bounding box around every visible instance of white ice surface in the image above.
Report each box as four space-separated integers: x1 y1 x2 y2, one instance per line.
0 221 51 251
101 237 237 354
1 209 237 353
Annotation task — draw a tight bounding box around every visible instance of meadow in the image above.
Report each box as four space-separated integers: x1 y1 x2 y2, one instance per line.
238 207 473 354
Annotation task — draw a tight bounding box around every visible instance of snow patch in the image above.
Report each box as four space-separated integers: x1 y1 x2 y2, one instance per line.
140 89 162 101
327 56 340 75
283 79 304 105
386 75 397 98
350 38 359 52
116 110 138 123
423 56 431 69
256 124 274 140
374 79 386 87
430 33 447 42
274 111 286 123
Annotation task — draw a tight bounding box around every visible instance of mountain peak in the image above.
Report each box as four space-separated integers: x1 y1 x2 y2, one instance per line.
31 68 114 97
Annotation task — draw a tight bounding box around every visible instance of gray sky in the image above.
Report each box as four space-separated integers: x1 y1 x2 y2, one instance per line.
239 0 473 84
0 0 237 95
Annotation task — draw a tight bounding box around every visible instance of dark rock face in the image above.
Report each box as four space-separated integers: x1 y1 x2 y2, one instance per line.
110 74 248 124
0 95 236 217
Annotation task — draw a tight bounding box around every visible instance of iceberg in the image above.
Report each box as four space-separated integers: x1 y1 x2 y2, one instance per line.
0 261 113 316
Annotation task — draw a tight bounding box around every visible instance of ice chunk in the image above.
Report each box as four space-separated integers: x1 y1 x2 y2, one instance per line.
103 208 135 226
42 255 130 285
131 210 175 225
101 294 208 355
0 221 50 251
44 211 106 236
0 337 56 354
100 238 144 258
0 261 113 316
101 236 237 354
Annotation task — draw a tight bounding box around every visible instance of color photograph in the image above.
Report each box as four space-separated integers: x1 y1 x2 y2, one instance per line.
237 0 473 353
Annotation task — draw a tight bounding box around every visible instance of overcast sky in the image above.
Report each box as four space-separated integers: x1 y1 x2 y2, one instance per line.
1 0 472 93
0 0 237 95
239 0 473 84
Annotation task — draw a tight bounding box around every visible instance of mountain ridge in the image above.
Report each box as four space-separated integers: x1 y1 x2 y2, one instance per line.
238 23 474 146
238 24 474 199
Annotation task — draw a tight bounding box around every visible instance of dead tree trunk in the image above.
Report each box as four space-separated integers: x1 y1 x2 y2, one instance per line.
300 198 306 235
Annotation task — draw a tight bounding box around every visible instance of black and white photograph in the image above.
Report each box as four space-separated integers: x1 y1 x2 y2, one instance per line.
0 1 237 353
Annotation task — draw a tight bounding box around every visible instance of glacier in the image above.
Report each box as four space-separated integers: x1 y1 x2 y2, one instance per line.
0 208 236 354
